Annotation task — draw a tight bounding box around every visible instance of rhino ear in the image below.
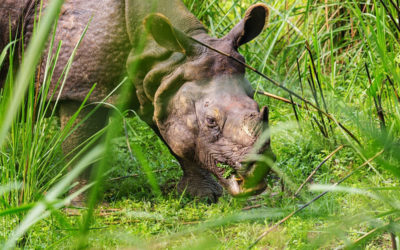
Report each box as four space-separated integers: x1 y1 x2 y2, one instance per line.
224 3 269 48
144 13 194 54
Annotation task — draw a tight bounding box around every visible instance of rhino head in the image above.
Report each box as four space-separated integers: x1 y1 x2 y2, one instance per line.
139 4 274 200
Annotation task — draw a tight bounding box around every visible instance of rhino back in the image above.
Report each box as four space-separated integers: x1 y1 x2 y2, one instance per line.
36 0 205 103
1 0 206 104
23 0 131 102
0 0 31 49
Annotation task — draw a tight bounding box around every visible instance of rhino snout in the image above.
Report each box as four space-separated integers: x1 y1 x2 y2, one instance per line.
241 105 269 140
226 151 275 197
221 113 274 197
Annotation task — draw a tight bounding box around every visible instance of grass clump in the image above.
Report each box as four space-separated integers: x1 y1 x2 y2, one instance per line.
216 162 235 179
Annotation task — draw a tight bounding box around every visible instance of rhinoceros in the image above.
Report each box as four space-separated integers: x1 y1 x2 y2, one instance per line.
0 0 275 202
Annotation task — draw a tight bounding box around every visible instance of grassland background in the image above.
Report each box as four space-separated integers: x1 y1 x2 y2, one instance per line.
1 0 400 249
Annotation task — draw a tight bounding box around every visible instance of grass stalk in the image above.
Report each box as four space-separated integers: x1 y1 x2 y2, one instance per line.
307 74 328 137
256 90 304 108
349 217 400 248
365 63 386 130
289 94 302 130
379 0 400 33
0 0 64 147
387 76 400 103
306 41 335 137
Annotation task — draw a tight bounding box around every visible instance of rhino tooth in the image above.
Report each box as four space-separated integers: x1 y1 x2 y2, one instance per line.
235 161 242 169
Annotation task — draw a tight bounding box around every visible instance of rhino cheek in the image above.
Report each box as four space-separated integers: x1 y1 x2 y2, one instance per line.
178 94 192 111
185 115 197 132
161 102 197 159
158 90 199 158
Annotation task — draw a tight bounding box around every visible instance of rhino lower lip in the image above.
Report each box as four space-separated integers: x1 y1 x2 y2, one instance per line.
225 175 242 195
214 160 268 196
214 160 244 194
226 173 267 197
219 161 269 196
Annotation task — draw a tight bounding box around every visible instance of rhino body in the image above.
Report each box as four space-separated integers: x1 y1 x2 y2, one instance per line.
1 0 203 102
0 0 274 201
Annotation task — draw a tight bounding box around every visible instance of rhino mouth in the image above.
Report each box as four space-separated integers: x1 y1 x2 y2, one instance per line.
215 160 268 196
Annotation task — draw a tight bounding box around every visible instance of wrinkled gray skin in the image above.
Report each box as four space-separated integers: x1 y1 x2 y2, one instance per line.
0 0 274 202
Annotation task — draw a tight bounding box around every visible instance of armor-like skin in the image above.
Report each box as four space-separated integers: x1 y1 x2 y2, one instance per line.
0 0 274 202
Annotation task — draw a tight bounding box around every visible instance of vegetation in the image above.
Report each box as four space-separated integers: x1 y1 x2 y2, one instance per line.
1 0 400 249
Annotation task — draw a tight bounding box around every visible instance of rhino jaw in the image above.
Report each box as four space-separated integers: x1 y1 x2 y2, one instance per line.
224 172 267 197
217 159 271 197
224 174 268 197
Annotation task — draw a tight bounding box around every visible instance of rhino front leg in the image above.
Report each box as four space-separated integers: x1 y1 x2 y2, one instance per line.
59 101 109 206
177 160 223 202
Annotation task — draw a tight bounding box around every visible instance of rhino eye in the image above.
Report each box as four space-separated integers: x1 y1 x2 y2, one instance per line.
206 117 217 128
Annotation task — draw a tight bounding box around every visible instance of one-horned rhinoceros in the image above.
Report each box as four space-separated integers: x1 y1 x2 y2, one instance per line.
0 0 275 202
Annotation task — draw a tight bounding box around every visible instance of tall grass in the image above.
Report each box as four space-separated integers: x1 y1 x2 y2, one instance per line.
0 0 109 248
0 0 158 248
0 0 399 248
0 0 65 206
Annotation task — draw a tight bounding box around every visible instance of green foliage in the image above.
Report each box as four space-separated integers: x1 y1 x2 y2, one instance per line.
1 0 400 249
104 116 180 200
216 162 235 178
